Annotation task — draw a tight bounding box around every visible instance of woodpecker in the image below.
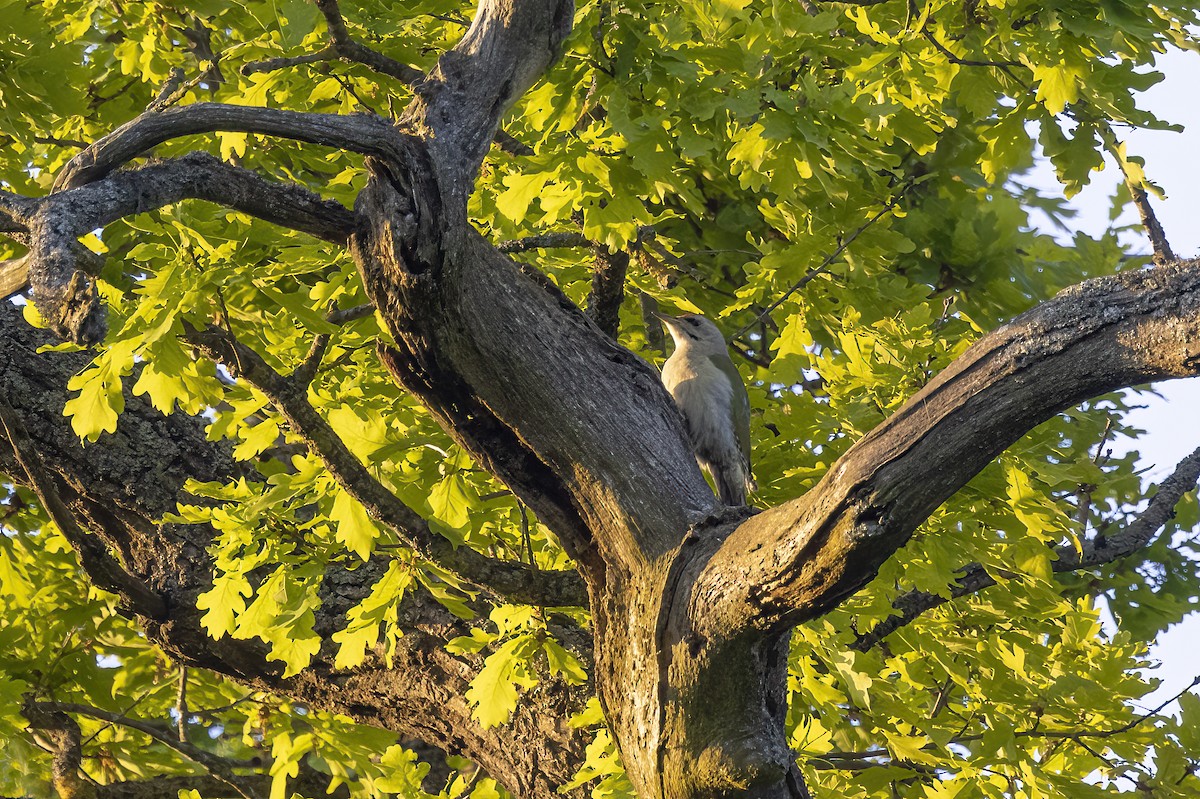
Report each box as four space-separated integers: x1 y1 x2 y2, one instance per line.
655 312 755 506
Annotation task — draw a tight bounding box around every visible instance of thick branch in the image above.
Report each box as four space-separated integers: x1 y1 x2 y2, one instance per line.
701 259 1200 635
0 395 167 618
400 0 574 207
240 0 532 157
351 171 717 574
21 701 92 799
53 103 408 190
25 153 355 343
585 246 628 338
183 323 588 608
1 256 28 299
58 153 356 244
0 188 37 230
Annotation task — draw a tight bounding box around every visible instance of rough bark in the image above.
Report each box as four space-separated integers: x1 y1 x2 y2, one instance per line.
3 0 1200 796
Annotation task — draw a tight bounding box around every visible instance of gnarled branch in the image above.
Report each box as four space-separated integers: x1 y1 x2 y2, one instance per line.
54 103 408 191
24 152 356 344
0 304 591 798
701 259 1200 636
0 395 167 618
399 0 574 208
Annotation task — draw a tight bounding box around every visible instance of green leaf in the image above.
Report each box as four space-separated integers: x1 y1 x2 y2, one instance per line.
196 572 251 640
331 560 414 669
496 172 552 222
543 639 588 684
465 635 540 729
62 338 138 442
326 405 394 464
231 564 324 677
1031 63 1084 114
429 472 474 530
330 486 382 561
828 650 872 711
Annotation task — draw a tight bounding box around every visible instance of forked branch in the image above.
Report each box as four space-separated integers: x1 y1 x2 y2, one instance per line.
243 0 423 85
400 0 574 205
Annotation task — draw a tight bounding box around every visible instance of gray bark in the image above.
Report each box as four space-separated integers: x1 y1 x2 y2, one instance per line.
2 0 1200 796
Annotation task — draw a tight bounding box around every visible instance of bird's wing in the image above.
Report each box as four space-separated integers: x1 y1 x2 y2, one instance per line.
710 353 752 467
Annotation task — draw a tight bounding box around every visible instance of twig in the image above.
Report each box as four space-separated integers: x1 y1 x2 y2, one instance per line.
326 302 375 325
237 0 542 157
851 444 1200 651
1098 123 1176 265
32 134 90 149
291 334 331 388
922 30 1023 80
729 339 772 369
32 701 260 799
177 667 189 743
955 674 1200 743
183 323 588 608
149 68 188 111
180 15 226 88
730 179 916 343
240 0 423 85
816 678 1199 772
497 231 591 253
241 48 335 76
213 285 243 374
1074 416 1114 533
1126 182 1176 265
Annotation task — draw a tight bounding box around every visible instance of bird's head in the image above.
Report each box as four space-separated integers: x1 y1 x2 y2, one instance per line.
654 312 729 356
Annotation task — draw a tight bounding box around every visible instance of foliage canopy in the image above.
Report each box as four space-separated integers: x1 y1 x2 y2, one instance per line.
1 0 1199 798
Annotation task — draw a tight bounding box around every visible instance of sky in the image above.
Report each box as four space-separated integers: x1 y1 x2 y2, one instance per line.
1026 45 1200 711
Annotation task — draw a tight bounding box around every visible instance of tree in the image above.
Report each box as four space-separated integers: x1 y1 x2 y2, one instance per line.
1 0 1199 797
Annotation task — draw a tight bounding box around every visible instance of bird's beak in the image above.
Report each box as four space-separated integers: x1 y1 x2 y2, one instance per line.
652 310 681 328
652 311 687 345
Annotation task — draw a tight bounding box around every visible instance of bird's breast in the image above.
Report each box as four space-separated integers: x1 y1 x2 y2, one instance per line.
661 355 735 431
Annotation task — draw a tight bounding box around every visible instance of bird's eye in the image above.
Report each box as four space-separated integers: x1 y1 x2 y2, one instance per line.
686 317 702 326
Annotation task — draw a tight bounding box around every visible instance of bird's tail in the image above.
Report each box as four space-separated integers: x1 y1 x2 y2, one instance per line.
715 466 756 507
